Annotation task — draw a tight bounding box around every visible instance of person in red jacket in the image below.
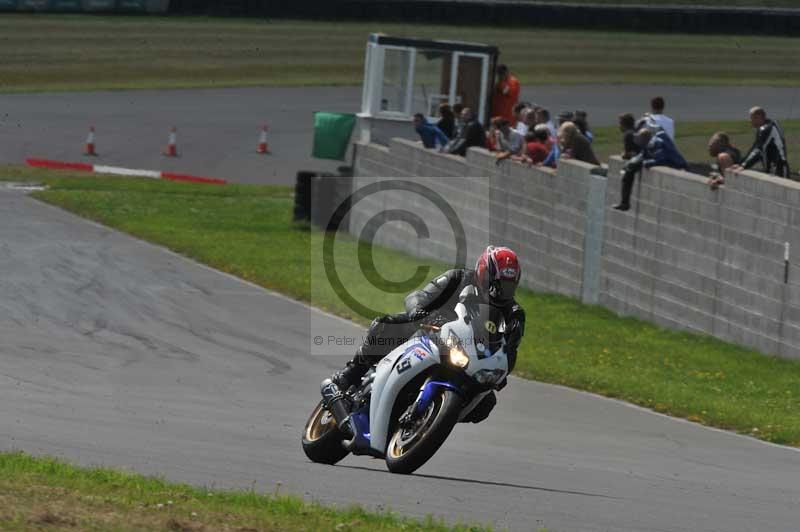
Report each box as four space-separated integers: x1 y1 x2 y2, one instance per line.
492 64 520 125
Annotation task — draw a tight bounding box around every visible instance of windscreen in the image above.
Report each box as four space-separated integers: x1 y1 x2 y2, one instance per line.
470 303 505 356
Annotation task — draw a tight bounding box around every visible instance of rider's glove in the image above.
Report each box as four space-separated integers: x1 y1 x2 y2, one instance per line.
408 308 429 323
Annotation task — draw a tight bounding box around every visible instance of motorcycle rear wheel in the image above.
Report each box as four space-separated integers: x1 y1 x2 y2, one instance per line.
385 388 461 474
301 400 350 465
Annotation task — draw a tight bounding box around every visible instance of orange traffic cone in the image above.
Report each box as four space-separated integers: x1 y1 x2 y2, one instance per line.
165 127 178 157
257 123 269 154
84 126 97 156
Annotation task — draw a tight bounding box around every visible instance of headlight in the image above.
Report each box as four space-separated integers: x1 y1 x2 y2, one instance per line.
446 332 469 369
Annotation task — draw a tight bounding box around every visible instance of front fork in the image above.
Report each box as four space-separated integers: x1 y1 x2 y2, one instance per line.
399 377 463 425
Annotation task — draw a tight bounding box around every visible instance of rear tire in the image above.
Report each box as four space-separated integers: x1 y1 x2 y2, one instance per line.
301 401 350 465
385 389 461 474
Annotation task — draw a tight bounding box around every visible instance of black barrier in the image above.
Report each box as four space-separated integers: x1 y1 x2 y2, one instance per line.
293 170 315 222
158 0 800 36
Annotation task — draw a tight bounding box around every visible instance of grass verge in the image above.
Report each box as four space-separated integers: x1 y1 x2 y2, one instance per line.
0 451 486 531
3 164 799 446
2 15 800 92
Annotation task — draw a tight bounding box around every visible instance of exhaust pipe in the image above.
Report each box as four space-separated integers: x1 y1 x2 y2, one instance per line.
320 378 353 437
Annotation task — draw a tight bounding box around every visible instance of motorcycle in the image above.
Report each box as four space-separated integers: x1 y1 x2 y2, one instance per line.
301 286 509 474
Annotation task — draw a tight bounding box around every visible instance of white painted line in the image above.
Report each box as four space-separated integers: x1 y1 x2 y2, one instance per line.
94 165 161 179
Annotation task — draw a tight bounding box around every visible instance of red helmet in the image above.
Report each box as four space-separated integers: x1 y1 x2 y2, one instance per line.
475 246 521 305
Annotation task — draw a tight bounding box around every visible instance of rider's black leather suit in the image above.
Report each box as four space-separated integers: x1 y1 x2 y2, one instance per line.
343 269 526 423
741 119 791 178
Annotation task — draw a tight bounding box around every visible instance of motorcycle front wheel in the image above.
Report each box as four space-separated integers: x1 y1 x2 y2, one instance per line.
385 388 461 474
301 400 350 465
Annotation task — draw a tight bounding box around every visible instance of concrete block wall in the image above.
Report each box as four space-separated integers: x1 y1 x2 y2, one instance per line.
353 140 800 360
602 156 800 359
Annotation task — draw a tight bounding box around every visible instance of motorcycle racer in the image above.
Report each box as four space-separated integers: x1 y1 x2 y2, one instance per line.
330 245 526 423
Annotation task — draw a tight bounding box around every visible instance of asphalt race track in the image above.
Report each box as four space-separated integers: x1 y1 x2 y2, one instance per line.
1 186 799 531
2 85 799 185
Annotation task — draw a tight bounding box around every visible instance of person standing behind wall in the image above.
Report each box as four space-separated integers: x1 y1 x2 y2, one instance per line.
436 104 456 139
707 132 742 189
557 122 599 165
649 96 675 140
412 113 449 150
731 106 791 179
447 107 486 157
492 64 520 125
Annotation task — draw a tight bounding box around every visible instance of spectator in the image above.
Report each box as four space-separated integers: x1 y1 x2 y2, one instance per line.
436 104 456 139
649 96 675 139
614 128 688 211
573 110 593 143
519 124 553 166
494 118 525 163
486 116 503 151
412 113 449 149
705 131 741 189
513 102 529 130
516 107 539 138
492 64 520 124
731 106 791 179
514 107 531 137
536 107 558 138
558 122 599 165
452 103 465 138
557 110 574 126
447 107 486 157
619 113 640 159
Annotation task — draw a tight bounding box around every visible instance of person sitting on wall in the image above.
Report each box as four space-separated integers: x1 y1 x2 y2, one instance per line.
619 113 641 160
614 127 688 212
517 124 553 166
446 107 486 157
436 103 456 139
707 132 742 190
730 106 791 179
557 122 599 166
492 64 521 124
412 113 449 150
573 110 594 143
494 118 525 163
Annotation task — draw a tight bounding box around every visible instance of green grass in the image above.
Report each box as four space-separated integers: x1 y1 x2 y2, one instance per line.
2 14 800 92
0 451 488 531
4 164 799 446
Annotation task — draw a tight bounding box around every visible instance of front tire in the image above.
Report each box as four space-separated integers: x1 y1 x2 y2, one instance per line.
301 401 350 465
385 389 461 474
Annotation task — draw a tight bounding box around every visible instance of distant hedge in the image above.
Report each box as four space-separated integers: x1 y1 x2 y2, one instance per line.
164 0 800 36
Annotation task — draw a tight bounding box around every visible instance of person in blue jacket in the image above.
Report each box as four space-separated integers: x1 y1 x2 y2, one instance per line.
613 128 688 211
412 113 449 150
